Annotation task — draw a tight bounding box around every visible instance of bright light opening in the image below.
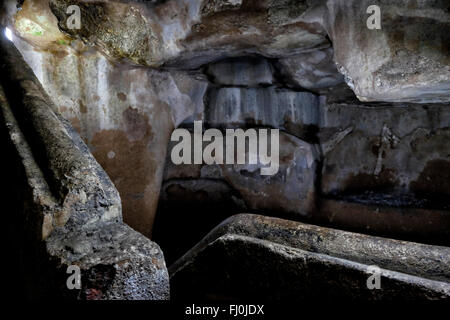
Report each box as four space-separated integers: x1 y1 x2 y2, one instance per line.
4 27 13 41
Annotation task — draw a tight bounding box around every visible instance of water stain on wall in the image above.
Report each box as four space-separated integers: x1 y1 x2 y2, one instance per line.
90 105 173 238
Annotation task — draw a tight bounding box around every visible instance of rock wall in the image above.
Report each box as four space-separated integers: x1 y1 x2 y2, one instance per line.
1 0 448 299
170 214 450 300
0 35 169 299
325 0 450 103
3 0 448 241
9 32 207 238
157 52 449 258
319 102 450 202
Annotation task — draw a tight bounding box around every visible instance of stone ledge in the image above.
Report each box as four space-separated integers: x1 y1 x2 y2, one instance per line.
0 33 169 300
171 233 449 300
170 214 450 299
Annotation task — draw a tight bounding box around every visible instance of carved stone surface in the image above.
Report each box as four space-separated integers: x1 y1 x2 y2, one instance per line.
170 214 450 300
163 131 319 218
0 35 169 300
206 86 320 139
1 0 449 301
49 0 329 68
326 0 450 103
319 102 450 202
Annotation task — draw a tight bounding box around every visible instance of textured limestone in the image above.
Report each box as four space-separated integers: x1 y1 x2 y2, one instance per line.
206 87 320 140
205 57 274 87
49 0 330 68
10 34 207 237
170 214 450 300
0 36 169 300
163 131 319 218
276 48 342 92
326 0 450 103
3 0 209 236
319 101 450 202
275 47 357 102
221 132 319 217
13 0 69 49
47 223 169 300
2 0 449 301
0 34 121 234
13 0 448 104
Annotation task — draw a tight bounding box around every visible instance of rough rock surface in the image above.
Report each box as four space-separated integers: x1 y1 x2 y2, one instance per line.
10 34 207 237
163 131 319 218
13 0 69 49
170 214 450 300
326 0 450 103
49 0 329 68
0 34 121 235
206 87 320 140
0 35 169 300
21 0 447 103
1 0 449 301
276 48 342 91
221 132 319 217
274 47 357 102
156 129 319 262
316 199 450 246
205 57 274 87
47 223 169 300
319 101 450 204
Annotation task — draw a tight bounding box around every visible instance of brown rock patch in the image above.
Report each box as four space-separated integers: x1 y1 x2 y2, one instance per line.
117 92 127 101
411 159 450 197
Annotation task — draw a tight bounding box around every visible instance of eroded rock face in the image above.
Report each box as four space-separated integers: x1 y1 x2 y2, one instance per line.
206 87 319 139
13 0 69 48
0 35 169 300
276 48 343 92
49 0 330 68
4 1 210 237
1 0 450 302
205 57 274 87
222 132 319 216
319 101 450 204
326 0 450 103
162 131 319 218
170 214 450 300
47 223 169 300
31 0 450 104
11 35 207 237
274 47 357 102
154 129 319 265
